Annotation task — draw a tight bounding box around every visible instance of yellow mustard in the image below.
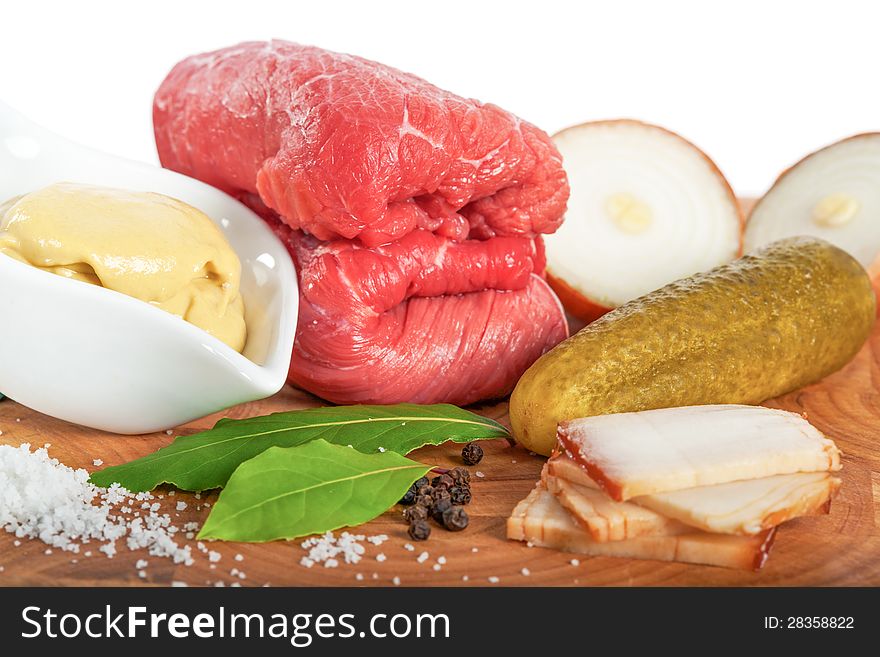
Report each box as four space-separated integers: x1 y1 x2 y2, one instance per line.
0 182 247 352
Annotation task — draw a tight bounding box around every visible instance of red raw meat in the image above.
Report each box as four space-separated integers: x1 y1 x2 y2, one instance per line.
275 224 567 404
153 41 569 247
153 41 570 405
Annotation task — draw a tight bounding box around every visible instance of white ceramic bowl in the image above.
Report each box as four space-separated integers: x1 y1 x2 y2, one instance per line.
0 101 298 434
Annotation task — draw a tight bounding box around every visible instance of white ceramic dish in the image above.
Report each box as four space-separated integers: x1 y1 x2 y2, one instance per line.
0 101 298 434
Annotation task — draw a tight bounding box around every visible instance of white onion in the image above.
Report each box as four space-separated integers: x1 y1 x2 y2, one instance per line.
546 120 742 310
746 133 880 268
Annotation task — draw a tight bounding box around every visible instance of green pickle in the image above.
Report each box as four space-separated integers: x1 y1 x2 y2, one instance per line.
510 237 877 455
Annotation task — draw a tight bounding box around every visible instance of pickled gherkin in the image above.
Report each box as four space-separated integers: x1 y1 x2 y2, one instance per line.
510 237 876 455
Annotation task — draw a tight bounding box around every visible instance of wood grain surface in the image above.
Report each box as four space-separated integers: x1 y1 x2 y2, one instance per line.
1 317 879 588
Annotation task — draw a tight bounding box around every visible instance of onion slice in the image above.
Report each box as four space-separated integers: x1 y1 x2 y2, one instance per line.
546 119 743 322
745 133 880 301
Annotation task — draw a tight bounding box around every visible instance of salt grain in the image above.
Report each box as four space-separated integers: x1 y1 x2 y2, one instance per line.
488 576 500 583
208 551 222 563
432 564 441 571
92 459 104 467
416 551 429 563
234 554 244 562
299 531 387 568
392 576 400 586
176 501 187 512
475 471 485 478
521 567 530 576
403 543 415 552
0 444 195 568
376 553 386 562
437 556 447 565
570 559 580 566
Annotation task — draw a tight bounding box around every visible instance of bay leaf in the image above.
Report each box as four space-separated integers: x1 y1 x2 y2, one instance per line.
90 403 507 492
198 439 431 542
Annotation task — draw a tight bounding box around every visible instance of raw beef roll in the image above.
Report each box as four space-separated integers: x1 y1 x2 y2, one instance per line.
275 224 567 404
154 41 570 404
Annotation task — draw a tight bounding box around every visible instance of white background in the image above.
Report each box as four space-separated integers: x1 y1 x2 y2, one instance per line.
2 0 878 195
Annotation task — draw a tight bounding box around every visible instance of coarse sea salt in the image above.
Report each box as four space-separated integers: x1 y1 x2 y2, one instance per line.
298 531 387 568
0 443 193 566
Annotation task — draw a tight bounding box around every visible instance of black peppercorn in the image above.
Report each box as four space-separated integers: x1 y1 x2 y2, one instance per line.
431 473 454 490
403 505 428 523
449 485 472 505
431 496 453 523
416 484 435 497
431 487 451 506
448 467 471 484
413 476 429 489
442 505 469 531
461 443 483 465
413 493 434 509
408 519 431 541
399 486 417 505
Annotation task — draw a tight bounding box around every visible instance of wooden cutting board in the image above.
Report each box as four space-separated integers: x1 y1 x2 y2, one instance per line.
2 321 878 587
2 284 879 587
